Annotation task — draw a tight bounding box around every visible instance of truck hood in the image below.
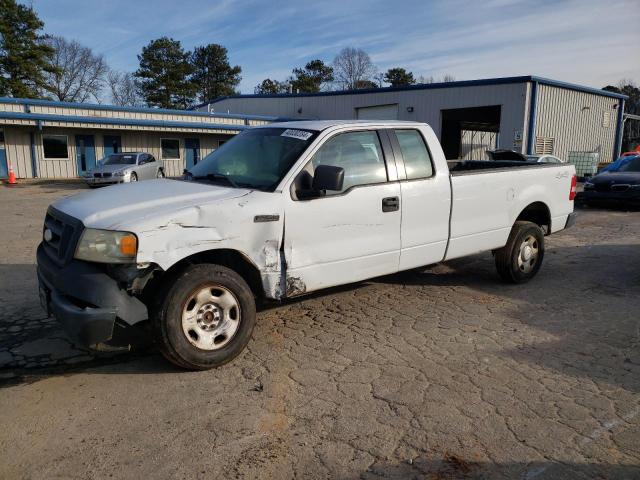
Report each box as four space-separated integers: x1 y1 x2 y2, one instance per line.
52 179 249 230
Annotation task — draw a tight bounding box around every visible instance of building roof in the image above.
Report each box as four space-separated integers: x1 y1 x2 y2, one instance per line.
197 75 627 108
0 110 251 133
0 96 280 121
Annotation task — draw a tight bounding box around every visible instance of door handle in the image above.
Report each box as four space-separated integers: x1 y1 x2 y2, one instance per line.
382 196 399 212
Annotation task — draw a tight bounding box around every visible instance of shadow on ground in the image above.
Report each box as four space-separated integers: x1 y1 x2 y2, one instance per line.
360 457 640 479
1 240 639 396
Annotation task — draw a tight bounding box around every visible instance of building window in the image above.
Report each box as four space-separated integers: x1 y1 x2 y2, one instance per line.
161 138 180 159
43 135 69 159
534 136 555 155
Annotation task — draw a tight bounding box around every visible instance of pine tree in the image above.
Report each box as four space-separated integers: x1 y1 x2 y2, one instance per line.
134 37 195 109
190 44 241 102
0 0 55 98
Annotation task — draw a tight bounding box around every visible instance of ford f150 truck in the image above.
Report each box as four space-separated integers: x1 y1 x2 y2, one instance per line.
37 121 576 370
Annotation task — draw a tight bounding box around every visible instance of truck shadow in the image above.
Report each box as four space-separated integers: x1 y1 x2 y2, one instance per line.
358 457 640 479
1 241 638 393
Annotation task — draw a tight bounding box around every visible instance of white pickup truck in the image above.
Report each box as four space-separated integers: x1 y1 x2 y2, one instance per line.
37 121 576 369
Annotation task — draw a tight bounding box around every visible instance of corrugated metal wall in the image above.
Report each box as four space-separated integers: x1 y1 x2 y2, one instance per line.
207 83 530 151
2 126 231 178
535 84 619 163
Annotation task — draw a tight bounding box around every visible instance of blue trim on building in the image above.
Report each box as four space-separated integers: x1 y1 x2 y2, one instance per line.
197 75 628 108
613 98 625 160
0 111 249 132
0 96 279 122
29 132 37 177
526 81 538 155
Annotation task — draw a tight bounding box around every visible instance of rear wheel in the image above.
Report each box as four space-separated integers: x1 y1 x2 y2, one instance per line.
156 169 164 179
494 221 545 283
153 264 256 370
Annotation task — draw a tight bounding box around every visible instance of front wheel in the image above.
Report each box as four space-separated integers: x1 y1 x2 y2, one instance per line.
153 264 256 370
494 221 545 283
129 172 138 182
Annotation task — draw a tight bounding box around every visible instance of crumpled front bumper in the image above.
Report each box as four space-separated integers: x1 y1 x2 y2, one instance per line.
36 243 148 347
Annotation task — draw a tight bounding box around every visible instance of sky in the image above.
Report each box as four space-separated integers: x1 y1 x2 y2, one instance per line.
28 0 640 94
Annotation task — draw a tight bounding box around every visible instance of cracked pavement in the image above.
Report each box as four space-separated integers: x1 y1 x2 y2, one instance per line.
0 183 639 479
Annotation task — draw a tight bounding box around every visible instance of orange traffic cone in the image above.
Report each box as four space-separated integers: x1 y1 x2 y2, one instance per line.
7 165 17 185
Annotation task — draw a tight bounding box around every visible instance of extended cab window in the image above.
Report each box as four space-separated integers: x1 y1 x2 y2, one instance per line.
310 131 387 195
395 129 433 179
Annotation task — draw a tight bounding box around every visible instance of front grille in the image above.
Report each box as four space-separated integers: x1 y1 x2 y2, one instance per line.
42 208 83 266
103 172 112 178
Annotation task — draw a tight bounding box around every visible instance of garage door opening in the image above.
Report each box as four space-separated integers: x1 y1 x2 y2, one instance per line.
441 106 501 159
356 104 399 120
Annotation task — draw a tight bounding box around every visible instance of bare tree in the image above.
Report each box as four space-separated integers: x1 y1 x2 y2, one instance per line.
416 74 455 84
332 47 376 90
42 36 107 102
107 70 142 107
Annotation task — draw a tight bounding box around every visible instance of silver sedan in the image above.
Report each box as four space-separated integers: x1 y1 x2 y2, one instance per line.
83 152 165 186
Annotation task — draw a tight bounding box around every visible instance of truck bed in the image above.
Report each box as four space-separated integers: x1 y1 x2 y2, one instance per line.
448 159 560 174
445 161 575 261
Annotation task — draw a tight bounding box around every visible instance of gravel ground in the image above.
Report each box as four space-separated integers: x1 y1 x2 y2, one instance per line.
0 182 638 479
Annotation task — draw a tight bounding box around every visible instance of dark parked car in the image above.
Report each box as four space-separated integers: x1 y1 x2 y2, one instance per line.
583 155 640 207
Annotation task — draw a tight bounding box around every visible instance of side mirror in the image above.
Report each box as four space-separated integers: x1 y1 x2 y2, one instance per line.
312 165 344 192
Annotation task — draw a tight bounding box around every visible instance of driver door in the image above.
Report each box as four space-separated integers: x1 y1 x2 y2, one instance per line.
283 130 401 295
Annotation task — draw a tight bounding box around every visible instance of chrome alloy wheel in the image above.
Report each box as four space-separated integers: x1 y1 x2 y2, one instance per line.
181 285 241 350
517 235 539 273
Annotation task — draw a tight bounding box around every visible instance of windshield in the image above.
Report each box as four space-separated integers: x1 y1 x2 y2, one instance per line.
103 153 137 165
187 127 319 190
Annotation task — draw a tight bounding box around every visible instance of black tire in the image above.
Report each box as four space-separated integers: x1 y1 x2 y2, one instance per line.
494 221 545 284
130 172 138 182
156 169 164 178
153 264 256 370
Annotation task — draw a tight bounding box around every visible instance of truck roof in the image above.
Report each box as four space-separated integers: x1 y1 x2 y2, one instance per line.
258 119 428 131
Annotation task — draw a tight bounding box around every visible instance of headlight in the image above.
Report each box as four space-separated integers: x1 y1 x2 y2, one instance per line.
74 229 137 263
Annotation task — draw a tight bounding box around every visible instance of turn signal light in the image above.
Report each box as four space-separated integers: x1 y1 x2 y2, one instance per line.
119 234 137 256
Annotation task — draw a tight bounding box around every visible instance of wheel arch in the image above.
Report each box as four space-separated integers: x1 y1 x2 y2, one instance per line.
158 248 264 299
515 201 551 234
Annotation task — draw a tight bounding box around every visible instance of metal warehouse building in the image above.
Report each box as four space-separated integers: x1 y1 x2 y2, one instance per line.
198 75 627 163
0 98 277 179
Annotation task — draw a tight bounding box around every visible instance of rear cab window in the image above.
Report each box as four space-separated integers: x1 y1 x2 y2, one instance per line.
394 129 434 179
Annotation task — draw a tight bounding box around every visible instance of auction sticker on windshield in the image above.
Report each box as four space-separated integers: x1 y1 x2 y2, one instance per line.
281 129 313 141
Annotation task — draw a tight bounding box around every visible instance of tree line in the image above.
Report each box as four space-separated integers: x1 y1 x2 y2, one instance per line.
0 0 456 109
1 0 638 150
253 48 456 95
0 0 241 108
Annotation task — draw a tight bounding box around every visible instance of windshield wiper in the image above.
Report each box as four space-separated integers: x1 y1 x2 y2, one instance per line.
192 173 238 188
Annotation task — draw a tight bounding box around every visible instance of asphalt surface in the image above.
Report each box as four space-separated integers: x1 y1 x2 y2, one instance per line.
0 182 638 479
